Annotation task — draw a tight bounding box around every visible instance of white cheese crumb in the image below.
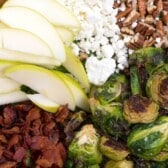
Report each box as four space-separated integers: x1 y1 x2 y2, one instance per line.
85 56 116 85
63 0 129 85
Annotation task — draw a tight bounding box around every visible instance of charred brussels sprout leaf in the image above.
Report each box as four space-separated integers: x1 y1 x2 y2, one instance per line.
127 116 168 160
90 74 129 104
123 95 159 124
129 47 167 73
104 159 134 168
99 135 130 161
89 98 129 138
146 66 168 109
68 124 102 166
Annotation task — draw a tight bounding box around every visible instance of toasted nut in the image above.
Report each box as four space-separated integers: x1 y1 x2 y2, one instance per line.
147 5 157 14
121 27 135 35
138 0 147 19
163 11 168 25
123 10 140 26
116 7 132 19
156 20 164 35
163 1 168 11
145 15 155 24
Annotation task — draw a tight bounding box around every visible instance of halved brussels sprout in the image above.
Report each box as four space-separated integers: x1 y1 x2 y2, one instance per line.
129 47 167 72
147 72 168 109
68 124 102 166
99 135 130 161
127 116 168 160
89 98 129 138
90 73 129 104
104 159 134 168
123 95 159 124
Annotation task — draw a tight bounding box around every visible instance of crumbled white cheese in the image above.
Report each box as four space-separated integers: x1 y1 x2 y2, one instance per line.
85 56 116 85
63 0 129 85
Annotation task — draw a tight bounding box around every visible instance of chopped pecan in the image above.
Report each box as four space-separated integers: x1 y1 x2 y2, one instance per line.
123 10 140 26
163 11 168 25
145 15 155 24
121 27 135 35
156 20 164 35
163 1 168 11
116 7 132 20
138 0 147 18
143 37 156 47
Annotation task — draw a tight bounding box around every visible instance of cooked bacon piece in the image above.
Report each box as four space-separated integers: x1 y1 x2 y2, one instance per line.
0 101 70 167
13 147 27 162
0 161 17 168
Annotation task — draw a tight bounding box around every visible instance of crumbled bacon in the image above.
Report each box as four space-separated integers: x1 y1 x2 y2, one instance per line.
0 101 70 167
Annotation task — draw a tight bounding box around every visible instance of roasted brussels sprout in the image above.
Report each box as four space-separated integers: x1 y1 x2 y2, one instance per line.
123 95 159 124
64 111 86 144
127 116 168 160
149 160 168 168
104 159 134 168
90 73 129 104
99 135 130 161
89 98 129 138
123 64 159 124
146 66 168 109
129 47 167 73
68 124 102 166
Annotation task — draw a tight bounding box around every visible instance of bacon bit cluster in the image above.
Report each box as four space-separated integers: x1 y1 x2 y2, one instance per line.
115 0 168 50
0 101 70 168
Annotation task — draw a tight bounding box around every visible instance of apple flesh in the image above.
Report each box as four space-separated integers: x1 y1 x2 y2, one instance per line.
0 90 28 105
4 64 76 110
0 6 66 62
55 26 74 44
0 48 61 67
3 0 80 30
27 93 60 113
0 28 53 57
55 71 90 111
63 47 90 92
0 76 20 93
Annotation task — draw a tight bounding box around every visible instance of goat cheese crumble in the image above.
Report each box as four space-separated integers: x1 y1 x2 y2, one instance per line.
63 0 129 85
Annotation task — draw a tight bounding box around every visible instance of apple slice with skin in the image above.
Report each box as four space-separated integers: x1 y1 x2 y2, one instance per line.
0 60 19 74
4 64 76 110
3 0 80 30
0 28 53 57
0 6 66 62
55 27 74 44
0 76 21 93
0 48 61 67
27 93 60 113
0 90 28 105
63 47 90 92
55 71 90 111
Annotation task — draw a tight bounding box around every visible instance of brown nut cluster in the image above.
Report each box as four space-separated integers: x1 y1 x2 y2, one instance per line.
114 0 168 50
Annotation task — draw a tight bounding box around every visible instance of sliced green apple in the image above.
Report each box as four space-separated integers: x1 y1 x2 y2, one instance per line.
4 64 76 110
0 48 61 67
63 47 90 92
3 0 80 30
0 60 19 74
0 28 53 57
0 6 66 62
55 71 90 111
0 76 20 93
27 93 60 113
0 90 28 105
55 26 74 44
